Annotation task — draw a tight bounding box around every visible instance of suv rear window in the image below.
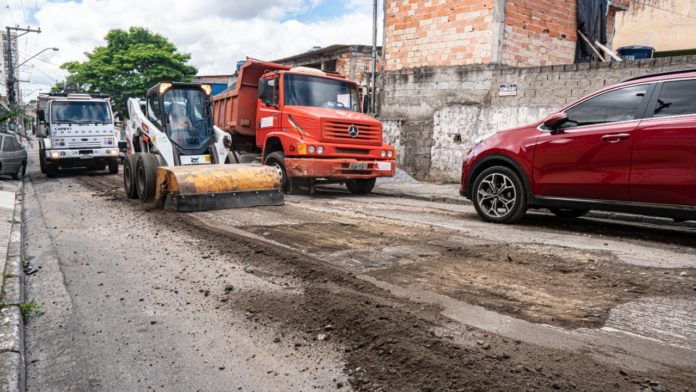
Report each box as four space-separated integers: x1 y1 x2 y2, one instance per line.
563 85 649 128
653 79 696 118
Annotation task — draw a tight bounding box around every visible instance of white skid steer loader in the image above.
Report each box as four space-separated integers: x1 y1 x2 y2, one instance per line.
123 82 283 211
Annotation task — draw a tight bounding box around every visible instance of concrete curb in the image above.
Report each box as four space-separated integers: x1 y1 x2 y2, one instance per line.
0 183 25 392
371 187 467 206
372 185 696 230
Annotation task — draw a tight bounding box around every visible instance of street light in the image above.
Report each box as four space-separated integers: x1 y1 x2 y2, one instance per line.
18 47 59 68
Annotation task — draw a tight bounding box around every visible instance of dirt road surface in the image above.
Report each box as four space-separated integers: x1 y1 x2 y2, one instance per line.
22 153 696 391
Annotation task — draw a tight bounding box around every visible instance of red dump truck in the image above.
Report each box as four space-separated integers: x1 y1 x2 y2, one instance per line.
213 59 395 194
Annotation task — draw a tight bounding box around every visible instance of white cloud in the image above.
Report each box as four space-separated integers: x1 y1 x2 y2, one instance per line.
1 0 383 102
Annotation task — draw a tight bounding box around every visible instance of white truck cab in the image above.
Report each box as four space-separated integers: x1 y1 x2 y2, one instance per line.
36 93 120 177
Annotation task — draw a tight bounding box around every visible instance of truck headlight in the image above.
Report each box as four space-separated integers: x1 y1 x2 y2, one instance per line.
387 150 393 158
50 151 60 159
380 150 386 158
317 146 324 154
308 145 316 154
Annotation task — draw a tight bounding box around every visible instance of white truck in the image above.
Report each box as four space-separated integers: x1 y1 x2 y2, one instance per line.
36 93 120 177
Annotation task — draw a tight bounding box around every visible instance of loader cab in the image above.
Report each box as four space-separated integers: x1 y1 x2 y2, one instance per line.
146 82 215 155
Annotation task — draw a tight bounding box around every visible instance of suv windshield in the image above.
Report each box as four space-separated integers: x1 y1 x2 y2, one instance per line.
162 89 212 150
284 74 359 111
51 101 112 124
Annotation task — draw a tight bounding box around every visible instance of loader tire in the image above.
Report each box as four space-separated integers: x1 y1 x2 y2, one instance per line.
264 151 296 194
123 154 139 199
135 153 159 203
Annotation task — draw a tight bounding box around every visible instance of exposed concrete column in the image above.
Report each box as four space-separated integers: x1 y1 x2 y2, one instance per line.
491 0 507 65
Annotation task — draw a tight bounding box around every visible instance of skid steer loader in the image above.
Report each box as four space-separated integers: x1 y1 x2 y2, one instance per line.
122 82 283 211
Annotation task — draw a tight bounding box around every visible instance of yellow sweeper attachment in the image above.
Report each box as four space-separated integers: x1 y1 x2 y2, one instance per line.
154 164 284 212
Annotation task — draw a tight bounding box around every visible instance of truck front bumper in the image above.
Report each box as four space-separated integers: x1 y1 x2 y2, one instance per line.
45 148 120 160
285 158 396 179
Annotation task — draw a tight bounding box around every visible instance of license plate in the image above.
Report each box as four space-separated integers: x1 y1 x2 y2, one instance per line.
349 162 369 170
377 162 392 171
180 155 211 165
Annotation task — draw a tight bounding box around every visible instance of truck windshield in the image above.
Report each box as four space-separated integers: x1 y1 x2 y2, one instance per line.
163 89 212 150
51 101 112 124
284 74 360 111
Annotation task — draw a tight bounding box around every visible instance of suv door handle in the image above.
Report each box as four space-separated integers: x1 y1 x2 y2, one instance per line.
601 133 630 143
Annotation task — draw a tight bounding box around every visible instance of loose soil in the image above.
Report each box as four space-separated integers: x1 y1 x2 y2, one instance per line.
80 174 696 391
243 221 696 329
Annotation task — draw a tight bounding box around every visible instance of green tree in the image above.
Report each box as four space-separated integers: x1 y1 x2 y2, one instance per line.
57 27 197 116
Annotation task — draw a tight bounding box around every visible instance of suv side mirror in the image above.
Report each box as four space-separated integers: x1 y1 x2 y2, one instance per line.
543 112 569 131
37 109 46 123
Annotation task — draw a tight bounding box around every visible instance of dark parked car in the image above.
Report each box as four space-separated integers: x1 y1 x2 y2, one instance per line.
460 68 696 223
0 134 27 180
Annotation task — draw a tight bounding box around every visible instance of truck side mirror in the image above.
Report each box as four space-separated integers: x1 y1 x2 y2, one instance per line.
37 109 46 123
258 79 268 100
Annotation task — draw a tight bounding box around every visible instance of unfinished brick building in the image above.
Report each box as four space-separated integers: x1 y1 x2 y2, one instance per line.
274 44 381 86
384 0 630 70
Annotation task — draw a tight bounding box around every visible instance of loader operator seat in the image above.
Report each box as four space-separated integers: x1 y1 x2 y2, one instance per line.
168 103 198 146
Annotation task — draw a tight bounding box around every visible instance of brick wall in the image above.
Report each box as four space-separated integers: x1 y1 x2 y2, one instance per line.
384 0 497 71
499 0 577 66
380 56 696 181
384 0 629 71
336 53 380 85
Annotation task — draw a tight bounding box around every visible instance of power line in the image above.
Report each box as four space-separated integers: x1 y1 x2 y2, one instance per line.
632 0 696 21
4 0 20 26
19 0 29 25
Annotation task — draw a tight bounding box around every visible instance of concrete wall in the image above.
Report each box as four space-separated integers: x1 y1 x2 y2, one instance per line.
614 0 696 52
380 55 696 181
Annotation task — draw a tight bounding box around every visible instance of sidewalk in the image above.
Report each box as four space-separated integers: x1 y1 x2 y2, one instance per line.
373 182 465 205
0 181 24 392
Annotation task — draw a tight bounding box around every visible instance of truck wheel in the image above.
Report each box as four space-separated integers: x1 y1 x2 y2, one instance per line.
123 155 139 199
472 166 527 224
45 162 58 178
345 178 376 195
264 151 295 194
108 159 119 175
39 154 46 174
135 153 159 203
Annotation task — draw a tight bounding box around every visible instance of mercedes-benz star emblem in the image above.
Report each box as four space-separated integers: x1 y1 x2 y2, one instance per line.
348 125 359 138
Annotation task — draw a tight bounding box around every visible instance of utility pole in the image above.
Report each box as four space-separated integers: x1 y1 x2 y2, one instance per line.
5 26 42 105
4 26 41 133
369 0 378 116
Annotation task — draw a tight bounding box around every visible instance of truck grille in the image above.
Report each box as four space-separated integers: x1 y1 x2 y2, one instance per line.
323 120 382 146
69 141 102 148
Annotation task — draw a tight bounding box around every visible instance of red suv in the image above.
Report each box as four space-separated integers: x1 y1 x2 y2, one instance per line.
460 69 696 223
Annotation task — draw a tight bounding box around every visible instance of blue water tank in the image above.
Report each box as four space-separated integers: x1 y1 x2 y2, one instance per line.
617 46 655 60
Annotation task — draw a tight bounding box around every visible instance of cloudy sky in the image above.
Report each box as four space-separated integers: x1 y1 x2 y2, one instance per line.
2 0 382 102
